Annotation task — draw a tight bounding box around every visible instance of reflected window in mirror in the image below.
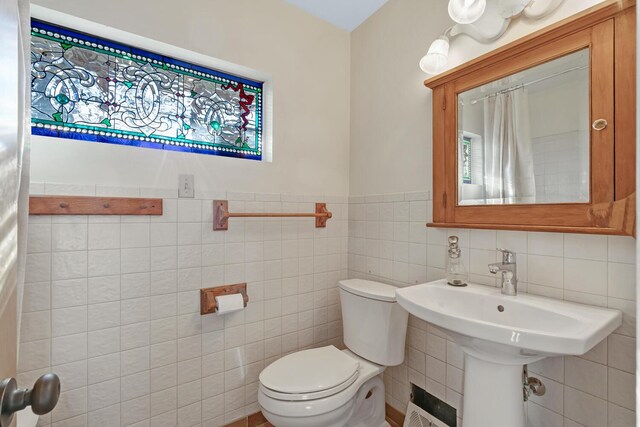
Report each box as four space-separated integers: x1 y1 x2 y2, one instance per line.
462 136 472 184
457 49 590 206
459 133 484 200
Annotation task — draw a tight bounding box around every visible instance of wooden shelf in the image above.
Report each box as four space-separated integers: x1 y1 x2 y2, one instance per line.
427 222 628 236
29 196 163 216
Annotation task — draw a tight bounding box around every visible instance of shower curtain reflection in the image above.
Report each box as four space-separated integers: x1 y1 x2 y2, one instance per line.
482 87 536 204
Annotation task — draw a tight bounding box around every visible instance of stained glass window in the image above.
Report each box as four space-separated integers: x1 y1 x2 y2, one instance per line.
30 19 263 160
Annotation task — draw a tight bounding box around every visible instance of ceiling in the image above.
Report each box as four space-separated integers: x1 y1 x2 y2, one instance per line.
284 0 389 32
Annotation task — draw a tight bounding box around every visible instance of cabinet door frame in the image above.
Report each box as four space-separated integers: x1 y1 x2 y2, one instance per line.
426 0 635 236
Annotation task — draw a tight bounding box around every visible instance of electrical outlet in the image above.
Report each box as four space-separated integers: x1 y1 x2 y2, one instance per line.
178 174 195 198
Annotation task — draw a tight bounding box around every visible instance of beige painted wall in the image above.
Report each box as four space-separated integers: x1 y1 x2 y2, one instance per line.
30 0 351 196
349 0 604 196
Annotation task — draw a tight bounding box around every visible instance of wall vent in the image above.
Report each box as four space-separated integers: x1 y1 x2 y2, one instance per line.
409 384 457 427
404 402 450 427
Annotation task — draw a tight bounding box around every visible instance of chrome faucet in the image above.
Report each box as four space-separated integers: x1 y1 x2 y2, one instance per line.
488 249 518 296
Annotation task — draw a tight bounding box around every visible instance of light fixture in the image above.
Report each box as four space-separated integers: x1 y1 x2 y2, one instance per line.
419 36 450 75
420 0 566 75
448 0 487 24
497 0 532 19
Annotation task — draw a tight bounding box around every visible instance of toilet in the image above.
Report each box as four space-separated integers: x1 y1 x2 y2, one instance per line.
258 279 409 427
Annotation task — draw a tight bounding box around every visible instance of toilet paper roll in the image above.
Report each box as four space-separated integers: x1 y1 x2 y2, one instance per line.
215 293 245 315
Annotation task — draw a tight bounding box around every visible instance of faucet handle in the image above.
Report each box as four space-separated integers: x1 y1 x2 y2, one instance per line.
496 248 516 263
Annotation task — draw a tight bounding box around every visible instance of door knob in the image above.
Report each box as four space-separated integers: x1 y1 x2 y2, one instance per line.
0 374 60 427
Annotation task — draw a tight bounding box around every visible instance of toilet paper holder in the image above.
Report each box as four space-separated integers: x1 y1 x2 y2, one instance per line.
200 283 249 315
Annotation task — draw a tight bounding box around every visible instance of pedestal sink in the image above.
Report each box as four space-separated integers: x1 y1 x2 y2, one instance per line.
395 280 622 427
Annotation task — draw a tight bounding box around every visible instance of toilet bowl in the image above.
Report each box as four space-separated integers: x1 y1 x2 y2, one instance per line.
258 279 409 427
258 347 387 427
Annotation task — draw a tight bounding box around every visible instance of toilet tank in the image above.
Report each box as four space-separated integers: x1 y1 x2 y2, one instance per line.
339 279 408 366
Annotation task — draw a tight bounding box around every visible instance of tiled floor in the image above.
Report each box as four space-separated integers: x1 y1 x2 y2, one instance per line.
387 417 402 427
222 411 273 427
224 410 401 427
248 419 396 426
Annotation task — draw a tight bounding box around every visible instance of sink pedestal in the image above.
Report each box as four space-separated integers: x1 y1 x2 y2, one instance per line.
395 281 622 427
462 354 525 427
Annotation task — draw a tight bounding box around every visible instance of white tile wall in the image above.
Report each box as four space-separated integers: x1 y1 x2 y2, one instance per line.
21 184 348 426
532 130 590 203
348 192 636 427
21 184 637 427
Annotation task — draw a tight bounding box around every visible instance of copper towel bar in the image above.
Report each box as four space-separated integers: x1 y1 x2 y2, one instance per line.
213 200 332 230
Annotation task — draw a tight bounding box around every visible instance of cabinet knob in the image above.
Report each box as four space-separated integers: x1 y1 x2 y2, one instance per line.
592 118 608 131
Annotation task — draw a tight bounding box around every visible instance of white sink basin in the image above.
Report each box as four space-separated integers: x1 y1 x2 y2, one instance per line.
395 280 621 360
396 280 622 427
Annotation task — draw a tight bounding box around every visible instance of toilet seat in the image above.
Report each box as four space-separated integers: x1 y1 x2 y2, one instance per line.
261 370 359 401
258 349 387 424
259 346 360 401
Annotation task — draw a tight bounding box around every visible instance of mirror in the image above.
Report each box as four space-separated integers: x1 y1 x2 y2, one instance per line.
457 49 590 205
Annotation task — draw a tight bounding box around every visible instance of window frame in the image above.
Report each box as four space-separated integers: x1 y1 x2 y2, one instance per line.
30 6 274 161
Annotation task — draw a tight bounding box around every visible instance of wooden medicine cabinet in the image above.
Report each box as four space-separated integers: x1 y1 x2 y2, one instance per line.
425 0 636 236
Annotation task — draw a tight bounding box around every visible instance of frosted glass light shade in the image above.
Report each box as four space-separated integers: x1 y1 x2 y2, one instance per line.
448 0 487 24
419 36 450 75
497 0 531 18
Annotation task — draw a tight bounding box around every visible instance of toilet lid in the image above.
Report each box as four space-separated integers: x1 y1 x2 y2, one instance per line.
339 279 397 302
259 346 359 395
